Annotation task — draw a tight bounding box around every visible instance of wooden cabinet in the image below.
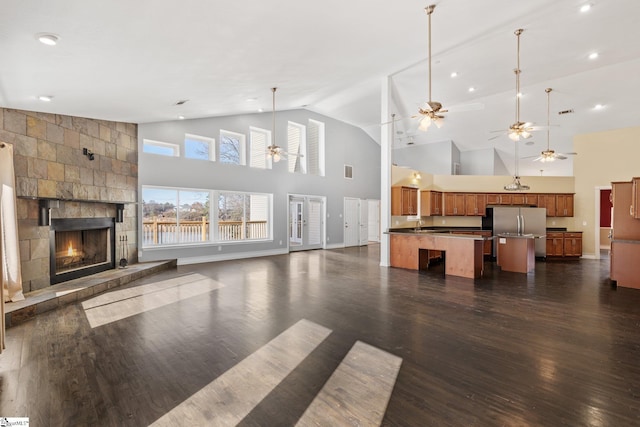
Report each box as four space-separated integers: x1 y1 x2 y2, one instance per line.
611 181 640 240
391 186 418 216
444 193 465 216
420 191 442 216
524 194 538 207
555 194 574 217
511 194 525 205
487 194 513 205
477 230 493 256
632 177 640 219
546 231 582 258
546 232 565 257
611 241 640 289
464 193 487 216
538 194 557 217
563 232 582 257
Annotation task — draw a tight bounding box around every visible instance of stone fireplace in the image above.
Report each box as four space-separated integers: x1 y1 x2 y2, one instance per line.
50 217 116 284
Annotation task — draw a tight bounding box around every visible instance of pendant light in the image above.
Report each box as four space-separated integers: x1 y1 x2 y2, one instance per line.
417 4 447 131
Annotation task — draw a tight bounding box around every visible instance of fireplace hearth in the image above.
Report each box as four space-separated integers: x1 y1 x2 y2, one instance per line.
50 217 116 284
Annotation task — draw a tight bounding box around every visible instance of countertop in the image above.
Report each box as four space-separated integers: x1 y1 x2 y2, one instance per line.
386 229 494 240
611 239 640 244
497 233 545 239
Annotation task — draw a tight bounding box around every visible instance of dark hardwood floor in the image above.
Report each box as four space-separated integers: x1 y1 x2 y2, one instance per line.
2 245 640 426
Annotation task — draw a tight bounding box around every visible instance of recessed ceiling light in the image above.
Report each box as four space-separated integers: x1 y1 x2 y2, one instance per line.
246 97 257 102
37 33 59 46
257 108 264 113
468 87 475 92
589 52 599 60
580 4 591 13
517 92 523 98
38 95 53 102
594 104 604 110
450 72 458 78
178 115 185 120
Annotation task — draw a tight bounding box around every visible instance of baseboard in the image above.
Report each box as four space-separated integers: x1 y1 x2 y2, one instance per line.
325 243 345 249
581 253 597 260
177 248 289 265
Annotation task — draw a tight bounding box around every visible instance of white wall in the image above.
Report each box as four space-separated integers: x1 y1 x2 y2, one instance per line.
393 140 455 175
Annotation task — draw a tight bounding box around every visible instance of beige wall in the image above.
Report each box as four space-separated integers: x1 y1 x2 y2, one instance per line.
574 126 640 256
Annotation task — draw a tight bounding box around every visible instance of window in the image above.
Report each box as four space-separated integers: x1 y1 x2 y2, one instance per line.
249 127 271 169
287 122 306 173
185 134 215 161
307 119 325 176
142 186 271 247
218 192 270 241
143 140 180 157
142 188 210 246
220 130 246 165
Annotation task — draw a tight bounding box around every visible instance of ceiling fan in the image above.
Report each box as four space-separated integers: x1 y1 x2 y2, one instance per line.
490 29 541 142
266 87 303 162
415 4 448 131
525 88 577 162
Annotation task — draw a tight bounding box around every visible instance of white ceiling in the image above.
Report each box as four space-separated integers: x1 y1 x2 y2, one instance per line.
2 0 639 177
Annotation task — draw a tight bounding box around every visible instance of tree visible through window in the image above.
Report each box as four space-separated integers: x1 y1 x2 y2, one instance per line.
185 134 214 161
220 130 245 165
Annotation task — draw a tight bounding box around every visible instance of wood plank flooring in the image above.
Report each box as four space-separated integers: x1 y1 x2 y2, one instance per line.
1 245 640 426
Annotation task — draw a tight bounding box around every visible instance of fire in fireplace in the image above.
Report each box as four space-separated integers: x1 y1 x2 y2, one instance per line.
50 218 116 284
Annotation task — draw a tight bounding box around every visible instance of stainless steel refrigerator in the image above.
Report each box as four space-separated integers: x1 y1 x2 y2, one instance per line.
488 207 547 257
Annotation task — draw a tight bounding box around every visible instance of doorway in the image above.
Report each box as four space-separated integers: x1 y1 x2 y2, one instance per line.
289 195 325 251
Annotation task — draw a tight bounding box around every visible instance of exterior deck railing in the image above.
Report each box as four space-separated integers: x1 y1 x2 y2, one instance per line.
142 218 267 245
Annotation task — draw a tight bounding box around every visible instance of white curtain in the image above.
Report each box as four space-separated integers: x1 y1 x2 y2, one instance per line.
1 142 25 352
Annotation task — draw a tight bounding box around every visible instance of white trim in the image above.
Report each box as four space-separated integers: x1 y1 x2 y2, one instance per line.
581 253 597 260
325 243 345 249
177 248 288 265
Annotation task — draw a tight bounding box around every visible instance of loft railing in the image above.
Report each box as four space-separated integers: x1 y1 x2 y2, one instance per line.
142 218 268 245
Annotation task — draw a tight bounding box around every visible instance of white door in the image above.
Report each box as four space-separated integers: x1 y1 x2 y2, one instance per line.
344 197 360 247
368 199 380 242
289 199 303 246
289 195 325 251
359 200 368 246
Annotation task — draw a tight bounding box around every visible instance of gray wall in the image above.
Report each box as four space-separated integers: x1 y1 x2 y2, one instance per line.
138 108 380 262
494 150 510 176
460 148 496 175
393 140 455 175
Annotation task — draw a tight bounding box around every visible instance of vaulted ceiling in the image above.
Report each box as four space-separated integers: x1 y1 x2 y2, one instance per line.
2 0 639 176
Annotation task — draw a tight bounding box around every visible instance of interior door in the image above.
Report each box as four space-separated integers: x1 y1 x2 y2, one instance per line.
289 195 325 251
344 197 360 247
359 200 368 246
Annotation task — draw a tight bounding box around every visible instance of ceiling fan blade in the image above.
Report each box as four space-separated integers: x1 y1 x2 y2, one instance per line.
555 155 568 160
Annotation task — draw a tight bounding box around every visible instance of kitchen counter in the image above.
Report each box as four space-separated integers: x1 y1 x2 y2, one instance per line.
388 231 491 279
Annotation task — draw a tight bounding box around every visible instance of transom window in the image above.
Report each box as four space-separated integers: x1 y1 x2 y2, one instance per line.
143 140 180 157
185 134 215 161
249 127 271 169
220 130 246 165
287 122 306 173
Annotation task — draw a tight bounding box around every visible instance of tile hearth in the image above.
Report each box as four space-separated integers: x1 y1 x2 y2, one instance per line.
4 260 176 327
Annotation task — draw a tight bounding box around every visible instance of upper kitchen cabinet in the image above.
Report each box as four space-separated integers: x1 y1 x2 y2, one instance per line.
524 194 539 207
420 191 442 216
391 186 418 216
538 194 557 217
464 193 487 216
444 193 465 216
611 181 640 240
487 194 512 205
555 194 574 217
632 177 640 219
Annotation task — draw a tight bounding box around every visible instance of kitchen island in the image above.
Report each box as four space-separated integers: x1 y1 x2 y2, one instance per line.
496 233 544 273
388 230 491 279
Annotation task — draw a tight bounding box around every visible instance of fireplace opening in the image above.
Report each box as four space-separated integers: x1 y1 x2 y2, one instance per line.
50 217 116 284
